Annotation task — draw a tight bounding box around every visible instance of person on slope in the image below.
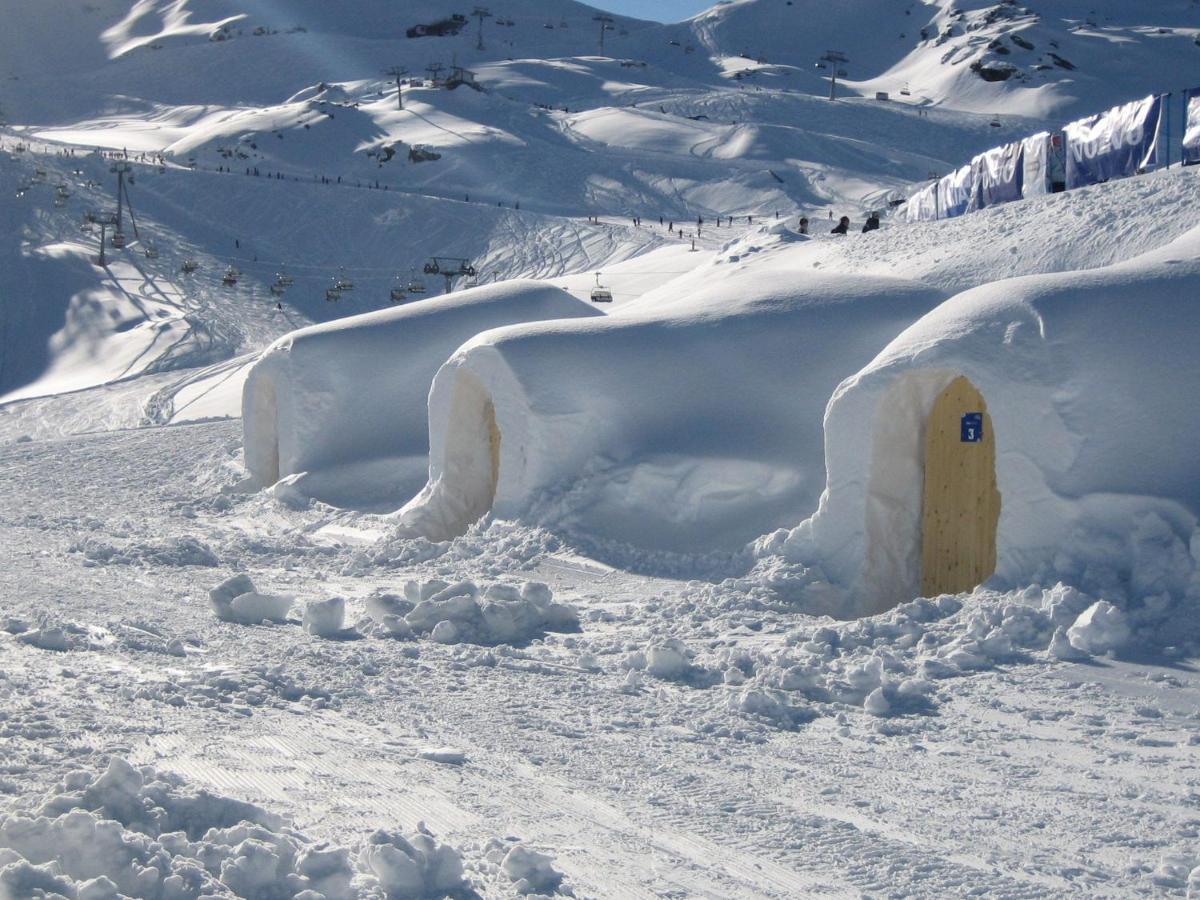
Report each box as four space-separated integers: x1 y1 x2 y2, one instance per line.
831 216 850 235
862 212 880 233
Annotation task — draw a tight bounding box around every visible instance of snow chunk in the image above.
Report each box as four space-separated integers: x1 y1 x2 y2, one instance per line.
359 826 467 897
208 573 256 621
1067 601 1131 655
302 596 345 638
502 844 565 895
395 580 577 646
229 591 293 625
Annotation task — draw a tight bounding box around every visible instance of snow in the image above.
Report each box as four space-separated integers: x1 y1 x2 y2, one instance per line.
4 0 1200 896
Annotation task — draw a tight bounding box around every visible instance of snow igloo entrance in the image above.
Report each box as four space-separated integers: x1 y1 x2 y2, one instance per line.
433 370 502 535
863 372 1001 611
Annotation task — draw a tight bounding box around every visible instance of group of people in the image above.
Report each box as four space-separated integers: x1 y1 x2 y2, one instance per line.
796 211 881 237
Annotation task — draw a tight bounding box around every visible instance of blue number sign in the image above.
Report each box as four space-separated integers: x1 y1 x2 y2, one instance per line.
961 412 983 443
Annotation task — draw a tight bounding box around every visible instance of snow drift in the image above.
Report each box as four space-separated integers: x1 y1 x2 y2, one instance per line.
770 225 1200 616
398 238 946 552
242 279 599 508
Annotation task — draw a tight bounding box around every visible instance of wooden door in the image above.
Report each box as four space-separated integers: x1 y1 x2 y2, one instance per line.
921 376 1000 596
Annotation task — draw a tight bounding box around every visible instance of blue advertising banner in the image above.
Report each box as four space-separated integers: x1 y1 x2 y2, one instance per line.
1184 88 1200 166
937 163 974 218
1064 94 1162 188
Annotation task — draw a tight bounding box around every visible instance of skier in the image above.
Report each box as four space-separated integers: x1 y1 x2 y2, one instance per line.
831 216 850 235
861 212 880 233
797 217 809 235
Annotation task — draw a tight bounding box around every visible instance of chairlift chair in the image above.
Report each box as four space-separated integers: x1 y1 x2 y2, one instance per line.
111 231 127 249
407 268 427 294
422 260 440 275
325 287 341 302
276 270 294 286
181 259 199 274
222 265 240 286
53 193 67 208
334 267 354 291
590 272 613 303
144 243 159 259
390 274 408 302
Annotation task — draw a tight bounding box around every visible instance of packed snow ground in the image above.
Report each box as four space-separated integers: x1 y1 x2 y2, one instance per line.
2 421 1199 898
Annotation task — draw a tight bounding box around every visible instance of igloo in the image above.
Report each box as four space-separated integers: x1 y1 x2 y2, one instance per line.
396 263 946 551
242 280 600 508
781 227 1200 616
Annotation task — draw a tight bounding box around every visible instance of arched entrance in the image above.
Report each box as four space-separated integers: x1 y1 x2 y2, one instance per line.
920 376 1000 596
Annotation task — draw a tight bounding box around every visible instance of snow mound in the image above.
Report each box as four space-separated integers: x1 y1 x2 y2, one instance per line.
362 579 578 647
0 757 472 899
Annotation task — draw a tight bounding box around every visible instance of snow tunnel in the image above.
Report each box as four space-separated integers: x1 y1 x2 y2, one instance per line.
243 367 281 487
862 370 1001 609
401 367 504 541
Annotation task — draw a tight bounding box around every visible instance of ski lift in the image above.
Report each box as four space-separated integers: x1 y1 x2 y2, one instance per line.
53 193 67 208
144 243 159 259
422 260 440 275
270 281 287 296
333 267 354 291
989 115 1003 128
407 267 427 294
222 265 240 286
111 230 127 249
900 82 912 96
32 168 47 184
181 259 199 274
325 287 341 302
276 270 294 286
590 272 613 303
390 274 408 302
464 273 480 289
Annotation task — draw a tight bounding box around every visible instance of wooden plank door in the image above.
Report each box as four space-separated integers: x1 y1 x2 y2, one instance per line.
921 376 1000 596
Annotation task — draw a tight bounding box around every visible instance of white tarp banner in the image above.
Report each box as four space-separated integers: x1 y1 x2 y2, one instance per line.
905 182 939 223
937 163 974 218
1021 132 1051 197
1184 88 1200 166
1064 94 1162 188
969 141 1024 212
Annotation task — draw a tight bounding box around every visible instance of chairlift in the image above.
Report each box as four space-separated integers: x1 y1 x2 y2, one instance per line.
407 267 427 294
276 270 294 286
900 82 912 96
325 287 341 302
32 168 47 183
422 260 440 275
989 116 1002 127
53 193 67 208
590 272 613 303
222 265 240 286
181 259 199 274
390 274 408 302
333 267 354 291
111 230 127 249
144 243 159 259
270 281 287 296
